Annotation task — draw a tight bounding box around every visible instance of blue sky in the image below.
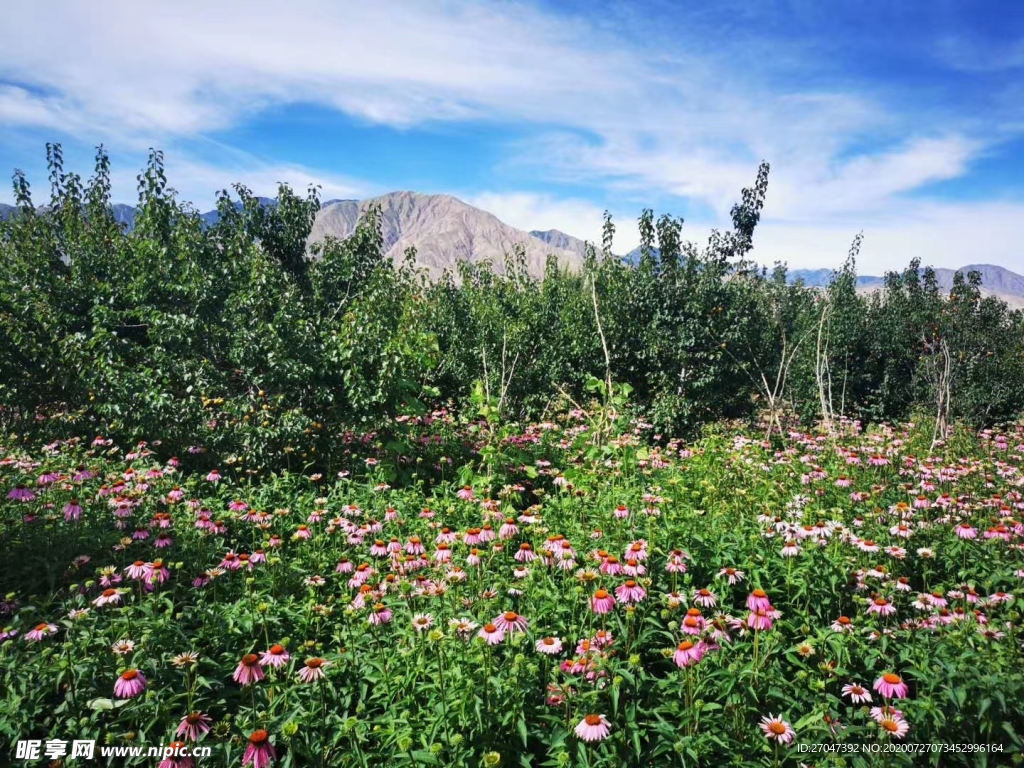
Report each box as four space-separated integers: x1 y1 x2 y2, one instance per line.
1 0 1023 272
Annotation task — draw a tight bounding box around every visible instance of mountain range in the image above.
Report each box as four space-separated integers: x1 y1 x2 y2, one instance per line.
3 195 1023 304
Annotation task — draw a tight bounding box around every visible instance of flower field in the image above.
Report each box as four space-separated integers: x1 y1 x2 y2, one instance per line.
2 416 1024 767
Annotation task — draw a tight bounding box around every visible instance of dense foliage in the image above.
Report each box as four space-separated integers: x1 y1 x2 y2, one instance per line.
3 146 1024 474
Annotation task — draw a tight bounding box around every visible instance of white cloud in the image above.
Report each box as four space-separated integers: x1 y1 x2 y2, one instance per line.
464 191 641 253
100 152 373 211
752 200 1024 275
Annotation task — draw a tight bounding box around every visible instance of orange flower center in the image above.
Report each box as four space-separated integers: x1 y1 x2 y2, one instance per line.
122 670 139 680
883 673 902 684
677 641 694 651
625 580 637 588
483 623 498 633
249 730 269 744
594 590 609 599
769 722 786 735
242 654 259 666
306 658 324 668
503 612 518 621
584 714 603 726
752 589 767 598
270 645 285 654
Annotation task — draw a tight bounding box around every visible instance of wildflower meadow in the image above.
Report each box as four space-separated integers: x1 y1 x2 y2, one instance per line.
2 415 1024 767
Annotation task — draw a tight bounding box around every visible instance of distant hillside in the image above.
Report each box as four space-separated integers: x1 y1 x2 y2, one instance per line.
530 228 589 260
308 192 584 279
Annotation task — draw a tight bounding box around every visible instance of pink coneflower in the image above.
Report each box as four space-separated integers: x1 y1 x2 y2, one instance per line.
673 639 706 668
93 588 124 607
148 559 170 585
449 617 479 637
780 541 801 557
293 525 312 541
615 580 646 604
747 589 771 612
867 597 896 616
625 540 648 561
665 549 689 574
177 712 213 742
369 603 393 626
956 522 977 539
693 588 717 608
205 469 221 484
718 567 745 585
759 714 795 744
574 714 611 742
878 715 910 739
242 730 276 768
499 518 520 539
233 654 265 686
7 485 35 501
613 505 630 519
412 614 434 632
63 500 83 521
259 645 290 668
591 589 616 614
220 552 244 571
746 608 775 631
297 657 331 683
126 560 149 580
114 669 147 698
536 637 564 655
842 682 872 704
831 616 854 633
404 536 425 555
24 622 58 642
682 608 707 635
478 622 506 645
494 611 528 633
873 673 909 699
111 639 135 655
514 543 537 563
599 556 623 576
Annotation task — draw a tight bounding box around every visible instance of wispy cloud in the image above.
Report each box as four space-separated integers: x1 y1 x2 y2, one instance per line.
105 152 374 211
935 35 1024 72
465 191 641 253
